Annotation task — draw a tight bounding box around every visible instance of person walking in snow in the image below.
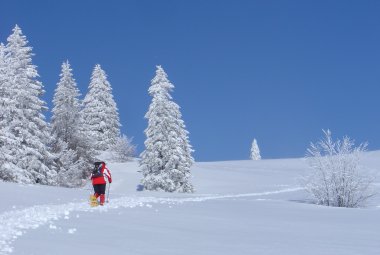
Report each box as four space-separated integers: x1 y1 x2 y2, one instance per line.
90 161 112 206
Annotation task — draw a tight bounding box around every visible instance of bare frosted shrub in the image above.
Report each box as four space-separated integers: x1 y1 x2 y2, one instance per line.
110 135 135 162
303 130 375 208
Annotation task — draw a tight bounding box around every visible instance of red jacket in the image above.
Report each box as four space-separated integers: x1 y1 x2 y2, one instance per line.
91 164 112 185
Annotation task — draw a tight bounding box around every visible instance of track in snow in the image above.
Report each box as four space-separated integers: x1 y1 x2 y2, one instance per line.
0 187 302 254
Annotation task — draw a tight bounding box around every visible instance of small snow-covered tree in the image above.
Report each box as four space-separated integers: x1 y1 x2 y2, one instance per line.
81 64 121 151
140 66 194 193
109 134 136 162
1 25 56 184
250 138 261 160
54 139 84 187
51 61 94 186
303 130 375 208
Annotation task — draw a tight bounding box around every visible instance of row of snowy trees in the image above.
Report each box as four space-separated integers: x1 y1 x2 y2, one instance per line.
0 25 132 187
51 61 130 187
0 25 192 192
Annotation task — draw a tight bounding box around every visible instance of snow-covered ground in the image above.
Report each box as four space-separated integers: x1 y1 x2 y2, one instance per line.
1 153 380 255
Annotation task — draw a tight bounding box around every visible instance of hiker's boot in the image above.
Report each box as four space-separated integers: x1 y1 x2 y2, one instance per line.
100 194 105 206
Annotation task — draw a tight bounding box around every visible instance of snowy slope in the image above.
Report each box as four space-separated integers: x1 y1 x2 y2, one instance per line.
1 153 380 255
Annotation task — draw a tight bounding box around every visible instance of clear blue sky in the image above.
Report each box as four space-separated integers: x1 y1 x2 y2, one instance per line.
1 0 380 161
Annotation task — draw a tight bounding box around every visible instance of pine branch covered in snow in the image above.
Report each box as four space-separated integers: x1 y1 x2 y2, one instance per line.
140 66 194 193
81 64 121 151
302 130 375 208
250 139 261 160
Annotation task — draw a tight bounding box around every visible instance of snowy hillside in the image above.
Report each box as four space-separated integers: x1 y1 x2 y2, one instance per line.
1 153 380 255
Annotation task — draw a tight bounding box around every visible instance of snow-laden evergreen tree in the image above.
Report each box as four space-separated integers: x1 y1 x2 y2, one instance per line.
51 61 81 151
51 61 93 187
0 43 25 182
140 66 194 193
250 138 261 160
81 64 121 151
0 25 56 184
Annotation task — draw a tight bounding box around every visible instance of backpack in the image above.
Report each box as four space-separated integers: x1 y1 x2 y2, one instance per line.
92 162 104 178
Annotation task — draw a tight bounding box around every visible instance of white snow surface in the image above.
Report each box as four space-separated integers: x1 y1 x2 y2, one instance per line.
1 152 380 255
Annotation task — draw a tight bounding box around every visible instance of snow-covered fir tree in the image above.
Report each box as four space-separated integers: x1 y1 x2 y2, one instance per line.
81 64 121 151
0 43 24 182
250 138 261 160
0 25 56 184
140 66 194 193
51 61 93 187
51 61 81 150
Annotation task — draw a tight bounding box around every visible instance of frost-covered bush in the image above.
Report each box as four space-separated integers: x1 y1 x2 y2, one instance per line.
303 130 375 208
110 135 135 162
